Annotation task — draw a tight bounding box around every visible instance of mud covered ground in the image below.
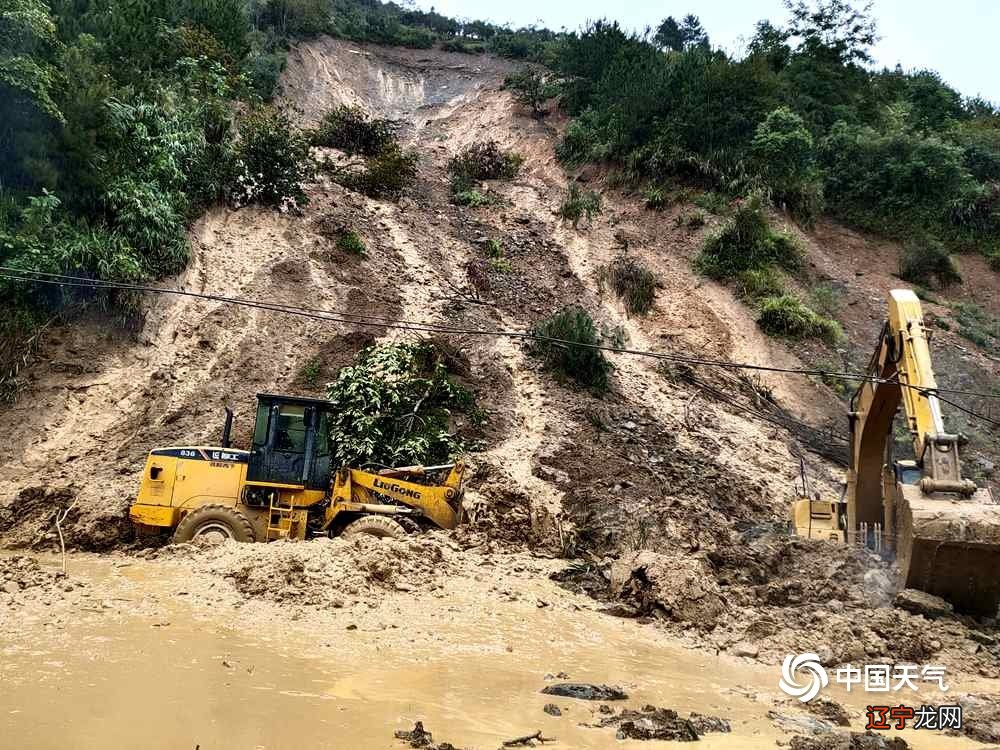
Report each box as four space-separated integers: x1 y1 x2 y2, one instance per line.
1 36 999 749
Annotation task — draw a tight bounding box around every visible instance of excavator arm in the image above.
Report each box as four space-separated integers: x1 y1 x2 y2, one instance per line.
848 289 1000 615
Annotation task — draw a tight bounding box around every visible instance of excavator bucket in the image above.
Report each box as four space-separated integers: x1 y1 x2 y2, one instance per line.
896 485 1000 616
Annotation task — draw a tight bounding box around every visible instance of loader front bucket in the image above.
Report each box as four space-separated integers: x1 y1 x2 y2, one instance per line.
895 485 1000 616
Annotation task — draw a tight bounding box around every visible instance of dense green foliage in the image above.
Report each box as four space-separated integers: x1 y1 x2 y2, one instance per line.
599 255 657 315
545 3 1000 258
0 0 327 397
530 306 611 391
336 229 366 255
310 105 396 156
503 69 555 117
325 342 473 467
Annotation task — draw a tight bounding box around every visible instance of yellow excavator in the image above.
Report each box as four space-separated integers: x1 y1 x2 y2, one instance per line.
793 289 1000 615
129 393 465 543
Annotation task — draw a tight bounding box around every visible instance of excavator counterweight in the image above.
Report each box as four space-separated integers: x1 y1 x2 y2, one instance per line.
794 290 1000 616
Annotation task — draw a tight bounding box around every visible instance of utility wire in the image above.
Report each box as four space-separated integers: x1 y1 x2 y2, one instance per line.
3 267 1000 420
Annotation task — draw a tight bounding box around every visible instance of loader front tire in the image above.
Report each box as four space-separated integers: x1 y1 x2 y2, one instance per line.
341 515 407 541
173 504 255 544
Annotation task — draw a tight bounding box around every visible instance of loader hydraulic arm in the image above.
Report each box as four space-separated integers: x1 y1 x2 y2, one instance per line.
324 462 465 531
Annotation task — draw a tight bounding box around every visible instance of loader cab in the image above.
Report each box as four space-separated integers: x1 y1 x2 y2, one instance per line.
247 394 333 490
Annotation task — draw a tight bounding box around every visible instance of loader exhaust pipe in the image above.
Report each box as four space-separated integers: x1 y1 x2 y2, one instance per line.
221 407 234 448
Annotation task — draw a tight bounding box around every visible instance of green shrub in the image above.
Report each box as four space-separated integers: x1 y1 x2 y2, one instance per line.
530 306 611 391
694 197 803 279
448 140 523 192
325 341 473 467
440 38 484 54
693 191 728 215
231 108 314 209
735 267 785 301
452 189 490 207
757 295 843 344
599 255 657 315
898 236 962 288
643 184 669 209
558 184 602 228
311 105 397 156
333 146 418 200
337 230 366 255
243 49 286 101
503 68 555 117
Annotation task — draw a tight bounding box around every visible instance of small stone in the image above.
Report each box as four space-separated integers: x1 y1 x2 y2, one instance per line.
730 642 759 658
543 703 562 716
3 581 20 595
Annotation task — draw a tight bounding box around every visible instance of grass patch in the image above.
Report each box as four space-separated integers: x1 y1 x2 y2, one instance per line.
530 306 611 392
809 282 841 317
951 302 999 352
757 295 843 345
693 191 729 215
337 230 366 255
299 356 322 388
735 267 785 301
898 236 962 288
453 189 491 207
558 184 601 228
598 255 657 315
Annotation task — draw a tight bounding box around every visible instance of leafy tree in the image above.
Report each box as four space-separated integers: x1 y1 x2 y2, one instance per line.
747 20 791 71
653 16 683 52
504 68 555 117
325 342 473 467
751 107 824 220
785 0 878 64
654 14 708 52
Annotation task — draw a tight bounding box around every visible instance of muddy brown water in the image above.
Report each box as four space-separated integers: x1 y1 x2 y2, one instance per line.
0 553 986 749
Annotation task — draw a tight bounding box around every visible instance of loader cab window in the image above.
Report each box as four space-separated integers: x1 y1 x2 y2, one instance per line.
248 395 333 490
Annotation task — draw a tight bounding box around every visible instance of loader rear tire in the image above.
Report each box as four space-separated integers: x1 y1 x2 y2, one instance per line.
341 515 407 541
173 504 255 544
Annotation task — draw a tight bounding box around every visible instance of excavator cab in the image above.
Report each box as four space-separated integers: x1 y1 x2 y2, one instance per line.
247 394 333 490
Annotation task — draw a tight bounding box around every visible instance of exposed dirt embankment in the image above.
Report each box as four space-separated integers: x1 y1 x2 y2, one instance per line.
0 39 997 700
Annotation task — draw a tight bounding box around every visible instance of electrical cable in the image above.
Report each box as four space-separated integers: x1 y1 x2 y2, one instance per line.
3 267 1000 424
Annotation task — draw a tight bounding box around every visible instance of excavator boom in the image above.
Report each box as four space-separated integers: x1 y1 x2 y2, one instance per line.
847 289 1000 615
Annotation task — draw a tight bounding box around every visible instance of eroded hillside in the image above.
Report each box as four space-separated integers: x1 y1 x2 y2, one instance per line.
2 30 1000 693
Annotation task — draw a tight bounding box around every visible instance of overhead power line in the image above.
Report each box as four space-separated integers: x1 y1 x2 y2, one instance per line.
3 267 999 424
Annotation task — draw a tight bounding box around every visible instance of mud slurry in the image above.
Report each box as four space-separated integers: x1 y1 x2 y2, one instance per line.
1 34 999 749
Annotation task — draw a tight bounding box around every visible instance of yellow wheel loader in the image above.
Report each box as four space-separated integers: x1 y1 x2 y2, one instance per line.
129 393 465 543
792 289 1000 614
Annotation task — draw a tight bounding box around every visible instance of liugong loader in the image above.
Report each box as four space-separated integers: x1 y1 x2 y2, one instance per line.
793 290 1000 615
129 393 465 543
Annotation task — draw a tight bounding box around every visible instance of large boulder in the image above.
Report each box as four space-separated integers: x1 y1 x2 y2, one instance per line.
610 550 725 625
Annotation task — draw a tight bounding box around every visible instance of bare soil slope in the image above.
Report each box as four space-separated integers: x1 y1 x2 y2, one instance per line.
1 38 997 691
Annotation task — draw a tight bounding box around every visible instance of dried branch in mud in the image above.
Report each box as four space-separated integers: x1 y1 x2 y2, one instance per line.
501 730 555 747
54 499 78 574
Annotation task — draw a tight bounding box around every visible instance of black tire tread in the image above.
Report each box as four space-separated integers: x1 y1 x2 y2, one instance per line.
173 503 255 543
